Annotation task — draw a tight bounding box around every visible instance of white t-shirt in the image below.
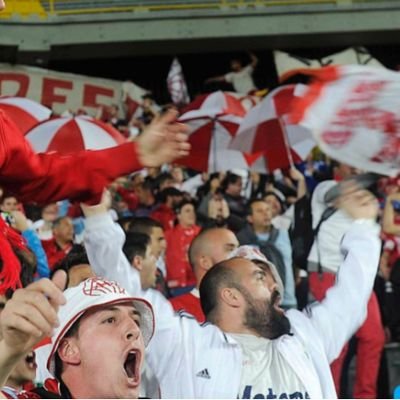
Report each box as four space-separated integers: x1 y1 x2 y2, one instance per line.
230 333 310 399
225 65 256 94
307 180 354 273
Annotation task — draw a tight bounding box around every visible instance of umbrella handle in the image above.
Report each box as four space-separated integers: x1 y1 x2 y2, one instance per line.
278 116 294 169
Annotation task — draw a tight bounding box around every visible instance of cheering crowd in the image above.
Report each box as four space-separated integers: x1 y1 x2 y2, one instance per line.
1 1 400 399
0 97 398 399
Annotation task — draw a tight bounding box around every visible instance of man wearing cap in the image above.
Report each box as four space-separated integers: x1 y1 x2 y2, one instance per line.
0 276 154 399
83 184 381 398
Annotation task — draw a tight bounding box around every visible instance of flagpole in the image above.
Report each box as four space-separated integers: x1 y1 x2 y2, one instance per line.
278 116 294 168
212 116 217 172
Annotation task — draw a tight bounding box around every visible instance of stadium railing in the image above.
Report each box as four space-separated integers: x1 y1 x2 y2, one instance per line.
0 0 390 19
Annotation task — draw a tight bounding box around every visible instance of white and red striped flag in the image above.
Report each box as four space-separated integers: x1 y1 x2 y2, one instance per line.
290 65 400 176
167 57 190 106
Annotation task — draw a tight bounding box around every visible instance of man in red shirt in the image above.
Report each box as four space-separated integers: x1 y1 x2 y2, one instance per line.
165 200 200 295
41 217 74 270
150 187 183 231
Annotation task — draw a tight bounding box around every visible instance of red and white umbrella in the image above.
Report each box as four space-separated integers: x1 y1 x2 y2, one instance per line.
229 92 261 112
0 97 51 134
25 116 126 154
230 85 316 171
177 91 249 172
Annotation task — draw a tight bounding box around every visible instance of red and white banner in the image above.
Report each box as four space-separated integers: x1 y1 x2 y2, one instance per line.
0 63 147 117
290 65 400 176
274 47 384 83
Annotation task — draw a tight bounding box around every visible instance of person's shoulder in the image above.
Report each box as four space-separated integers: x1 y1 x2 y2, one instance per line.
243 64 254 73
224 72 234 82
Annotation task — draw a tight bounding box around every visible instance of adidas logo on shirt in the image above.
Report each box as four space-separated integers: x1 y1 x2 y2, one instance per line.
196 368 211 379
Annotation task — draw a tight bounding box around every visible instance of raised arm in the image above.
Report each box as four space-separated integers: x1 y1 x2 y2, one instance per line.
81 191 142 295
248 52 259 69
289 167 307 200
294 186 381 362
204 75 226 85
0 110 189 204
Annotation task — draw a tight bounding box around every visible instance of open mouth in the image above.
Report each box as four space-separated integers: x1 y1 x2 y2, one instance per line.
123 350 141 385
272 293 285 315
25 351 37 370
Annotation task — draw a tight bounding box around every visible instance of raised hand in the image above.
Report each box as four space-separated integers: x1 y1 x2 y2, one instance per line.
136 109 190 167
81 188 112 217
0 271 66 359
10 210 29 232
335 182 378 221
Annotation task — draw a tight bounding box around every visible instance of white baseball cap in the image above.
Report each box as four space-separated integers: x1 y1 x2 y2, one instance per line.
228 245 284 296
47 277 154 376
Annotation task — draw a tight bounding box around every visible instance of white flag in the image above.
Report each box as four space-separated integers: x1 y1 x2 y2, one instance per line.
167 58 190 105
290 65 400 176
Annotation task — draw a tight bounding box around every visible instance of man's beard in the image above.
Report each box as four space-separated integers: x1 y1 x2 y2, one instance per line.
241 287 291 340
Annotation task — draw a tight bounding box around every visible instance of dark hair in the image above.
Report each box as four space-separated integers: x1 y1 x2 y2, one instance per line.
263 191 286 212
116 216 135 232
174 199 194 215
196 173 220 198
138 178 156 195
54 317 82 382
155 172 173 190
246 198 266 217
128 217 163 236
231 58 243 66
51 245 90 288
0 192 17 204
123 232 151 264
142 93 154 101
3 248 36 299
221 173 242 192
157 187 182 204
199 259 238 322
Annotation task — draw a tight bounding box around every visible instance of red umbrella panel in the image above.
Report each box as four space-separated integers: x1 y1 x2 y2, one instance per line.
0 97 51 134
25 116 126 154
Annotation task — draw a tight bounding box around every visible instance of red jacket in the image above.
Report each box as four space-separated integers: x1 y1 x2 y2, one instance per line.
0 110 143 204
169 291 205 322
165 224 201 288
41 238 72 270
150 203 176 231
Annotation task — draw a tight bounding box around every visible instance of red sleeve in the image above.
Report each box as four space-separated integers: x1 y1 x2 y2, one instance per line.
0 111 143 204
